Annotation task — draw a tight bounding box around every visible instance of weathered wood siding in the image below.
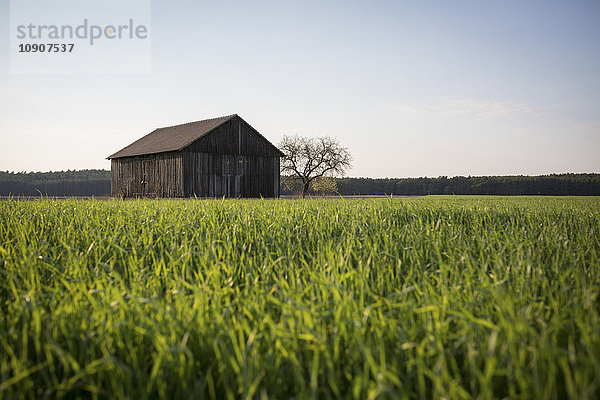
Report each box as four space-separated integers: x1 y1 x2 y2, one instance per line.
111 152 184 197
185 116 281 157
183 153 279 197
182 116 281 198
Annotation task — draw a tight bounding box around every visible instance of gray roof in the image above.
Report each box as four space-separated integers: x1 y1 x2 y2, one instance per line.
108 114 238 159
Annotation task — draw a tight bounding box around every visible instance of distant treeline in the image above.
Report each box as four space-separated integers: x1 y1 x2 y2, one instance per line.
333 174 600 196
0 170 110 197
1 170 599 197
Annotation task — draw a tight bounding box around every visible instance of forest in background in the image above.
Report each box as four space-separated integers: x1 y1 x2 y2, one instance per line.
0 170 110 197
335 174 600 196
1 170 599 197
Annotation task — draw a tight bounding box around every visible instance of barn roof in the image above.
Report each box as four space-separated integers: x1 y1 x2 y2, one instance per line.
107 114 283 159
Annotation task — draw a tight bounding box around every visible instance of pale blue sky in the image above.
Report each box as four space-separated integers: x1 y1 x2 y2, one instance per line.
1 0 599 177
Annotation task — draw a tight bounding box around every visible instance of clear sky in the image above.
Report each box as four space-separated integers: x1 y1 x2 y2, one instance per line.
1 0 599 178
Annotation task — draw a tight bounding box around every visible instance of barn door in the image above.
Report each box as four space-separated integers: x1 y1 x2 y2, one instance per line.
236 156 246 198
235 175 241 198
220 175 239 198
223 175 230 198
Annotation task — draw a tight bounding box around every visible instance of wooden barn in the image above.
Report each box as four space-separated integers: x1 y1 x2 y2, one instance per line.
107 114 284 198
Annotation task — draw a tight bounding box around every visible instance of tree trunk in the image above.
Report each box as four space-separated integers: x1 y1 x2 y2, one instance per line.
301 181 310 198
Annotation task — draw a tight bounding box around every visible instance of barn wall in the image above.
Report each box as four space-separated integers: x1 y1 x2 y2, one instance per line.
185 116 282 157
182 116 281 198
111 152 184 197
183 153 279 198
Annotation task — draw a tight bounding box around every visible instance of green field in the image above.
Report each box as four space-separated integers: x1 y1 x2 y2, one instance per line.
1 196 599 399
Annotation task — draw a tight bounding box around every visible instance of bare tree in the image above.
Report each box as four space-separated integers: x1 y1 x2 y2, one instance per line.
279 135 352 198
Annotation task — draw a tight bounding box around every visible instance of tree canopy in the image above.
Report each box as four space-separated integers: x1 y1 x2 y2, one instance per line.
279 135 352 198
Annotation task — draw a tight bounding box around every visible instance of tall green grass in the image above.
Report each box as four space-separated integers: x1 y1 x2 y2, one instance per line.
1 196 599 399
